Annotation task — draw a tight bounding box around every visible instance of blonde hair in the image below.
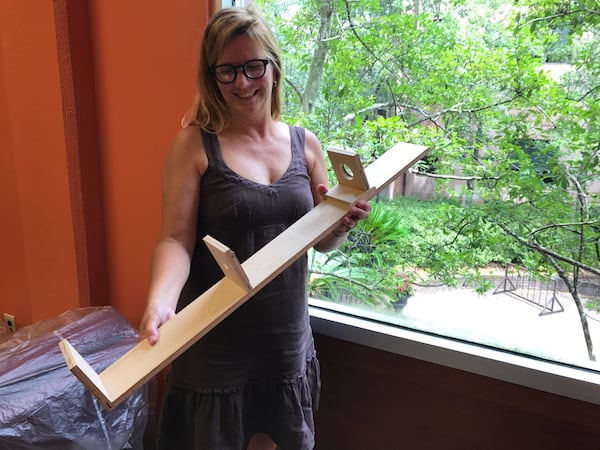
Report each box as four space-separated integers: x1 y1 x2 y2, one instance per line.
181 6 283 133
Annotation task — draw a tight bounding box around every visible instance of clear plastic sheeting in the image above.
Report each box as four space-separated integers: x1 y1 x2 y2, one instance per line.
0 307 150 450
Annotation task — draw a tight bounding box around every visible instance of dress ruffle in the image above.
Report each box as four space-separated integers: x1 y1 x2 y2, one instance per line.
157 355 320 450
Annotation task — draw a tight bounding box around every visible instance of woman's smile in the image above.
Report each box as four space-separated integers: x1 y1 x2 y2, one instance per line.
235 88 259 99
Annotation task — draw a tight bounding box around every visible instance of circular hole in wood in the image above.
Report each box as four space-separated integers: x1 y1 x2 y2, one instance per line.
341 163 355 180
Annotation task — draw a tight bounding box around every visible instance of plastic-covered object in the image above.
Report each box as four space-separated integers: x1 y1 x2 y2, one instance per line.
0 307 150 450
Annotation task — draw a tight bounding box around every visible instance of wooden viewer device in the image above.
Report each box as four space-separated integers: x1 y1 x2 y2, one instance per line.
59 143 429 411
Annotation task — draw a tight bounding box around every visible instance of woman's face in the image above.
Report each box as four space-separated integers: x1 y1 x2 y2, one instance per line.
214 35 274 121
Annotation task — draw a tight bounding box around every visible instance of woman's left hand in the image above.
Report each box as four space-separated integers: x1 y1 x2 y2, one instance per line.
339 199 371 234
317 184 371 235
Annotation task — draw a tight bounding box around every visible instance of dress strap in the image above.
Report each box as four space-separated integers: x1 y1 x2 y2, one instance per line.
200 129 221 166
289 126 306 161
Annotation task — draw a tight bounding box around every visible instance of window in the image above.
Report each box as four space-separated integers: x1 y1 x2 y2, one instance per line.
256 0 600 397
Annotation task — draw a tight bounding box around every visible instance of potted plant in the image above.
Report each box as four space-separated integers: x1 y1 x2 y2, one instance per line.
391 271 416 311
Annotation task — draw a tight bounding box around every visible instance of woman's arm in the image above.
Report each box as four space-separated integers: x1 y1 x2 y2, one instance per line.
140 126 207 344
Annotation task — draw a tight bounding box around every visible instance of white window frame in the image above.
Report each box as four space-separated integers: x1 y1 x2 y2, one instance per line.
222 0 246 7
309 298 600 405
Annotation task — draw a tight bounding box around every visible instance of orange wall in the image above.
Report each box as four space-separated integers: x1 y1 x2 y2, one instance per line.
1 0 209 329
87 0 207 326
1 1 79 325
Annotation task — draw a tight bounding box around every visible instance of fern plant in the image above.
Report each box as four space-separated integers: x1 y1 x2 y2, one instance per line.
308 201 411 307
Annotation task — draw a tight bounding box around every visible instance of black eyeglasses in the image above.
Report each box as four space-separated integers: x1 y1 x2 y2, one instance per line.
211 59 270 84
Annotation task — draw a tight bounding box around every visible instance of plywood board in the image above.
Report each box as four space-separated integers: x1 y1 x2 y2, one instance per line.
59 142 429 410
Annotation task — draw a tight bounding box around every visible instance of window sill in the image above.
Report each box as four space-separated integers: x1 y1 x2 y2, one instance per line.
309 298 600 406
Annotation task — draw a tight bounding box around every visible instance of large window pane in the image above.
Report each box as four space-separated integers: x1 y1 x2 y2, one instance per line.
256 0 600 371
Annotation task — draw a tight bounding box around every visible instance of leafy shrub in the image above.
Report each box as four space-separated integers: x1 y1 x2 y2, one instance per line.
309 195 535 305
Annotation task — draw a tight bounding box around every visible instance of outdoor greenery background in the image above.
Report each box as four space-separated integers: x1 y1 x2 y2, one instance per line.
255 0 600 360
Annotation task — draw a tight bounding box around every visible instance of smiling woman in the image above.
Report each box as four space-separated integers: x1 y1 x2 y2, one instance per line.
138 5 371 450
183 6 284 135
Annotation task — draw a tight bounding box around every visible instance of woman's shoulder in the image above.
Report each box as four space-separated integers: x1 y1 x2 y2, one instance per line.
172 125 205 147
166 125 208 171
289 125 323 174
280 122 320 150
169 125 209 156
303 128 320 148
300 127 322 158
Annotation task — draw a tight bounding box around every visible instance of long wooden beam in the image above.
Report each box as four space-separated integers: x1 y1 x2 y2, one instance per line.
59 142 429 410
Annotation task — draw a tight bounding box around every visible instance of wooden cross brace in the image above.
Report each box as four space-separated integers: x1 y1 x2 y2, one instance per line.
59 142 429 411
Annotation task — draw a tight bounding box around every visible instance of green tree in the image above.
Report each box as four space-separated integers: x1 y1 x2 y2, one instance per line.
256 0 600 360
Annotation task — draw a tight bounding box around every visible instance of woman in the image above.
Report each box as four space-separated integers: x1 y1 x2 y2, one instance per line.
140 6 370 450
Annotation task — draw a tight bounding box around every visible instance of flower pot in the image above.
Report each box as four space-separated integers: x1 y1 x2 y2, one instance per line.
392 294 411 311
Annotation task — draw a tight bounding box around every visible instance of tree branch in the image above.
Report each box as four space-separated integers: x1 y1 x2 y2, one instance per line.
410 169 499 182
517 8 600 31
498 222 600 276
566 84 600 102
531 219 600 238
285 77 303 100
343 0 398 78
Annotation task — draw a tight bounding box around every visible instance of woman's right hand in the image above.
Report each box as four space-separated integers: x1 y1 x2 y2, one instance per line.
138 126 204 346
139 303 176 345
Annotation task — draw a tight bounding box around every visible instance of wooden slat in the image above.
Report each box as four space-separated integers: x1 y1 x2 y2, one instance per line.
59 142 429 410
100 277 249 408
203 235 253 290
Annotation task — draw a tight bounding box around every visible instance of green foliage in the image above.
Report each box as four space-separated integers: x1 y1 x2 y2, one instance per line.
259 0 600 355
308 201 412 306
385 196 535 287
309 197 534 305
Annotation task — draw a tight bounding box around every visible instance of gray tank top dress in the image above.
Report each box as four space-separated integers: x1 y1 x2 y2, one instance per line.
156 125 320 450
